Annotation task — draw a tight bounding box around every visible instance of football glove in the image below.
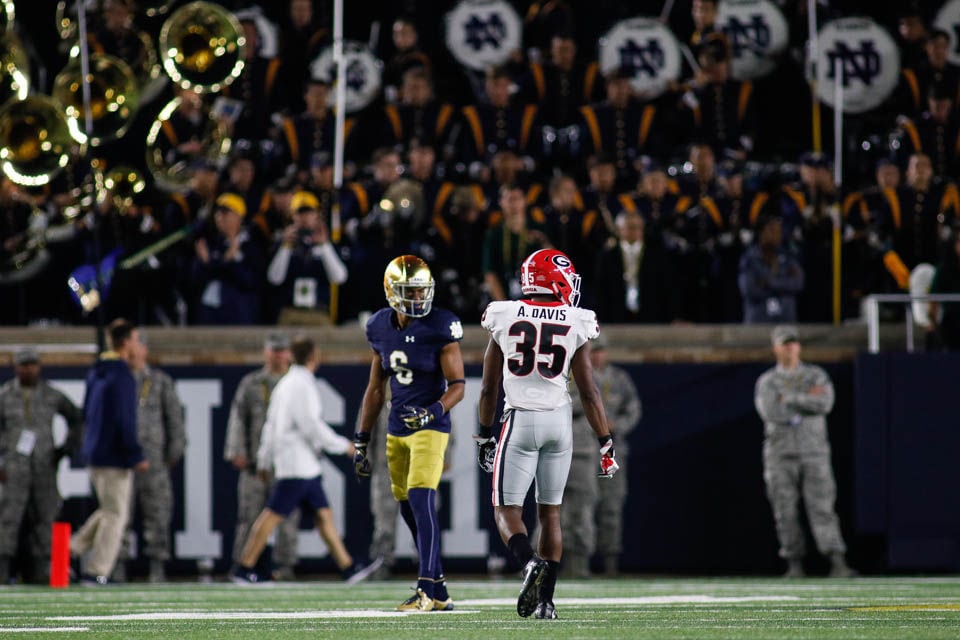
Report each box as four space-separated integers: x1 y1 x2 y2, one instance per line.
473 426 497 474
598 435 619 479
353 432 372 479
400 402 443 430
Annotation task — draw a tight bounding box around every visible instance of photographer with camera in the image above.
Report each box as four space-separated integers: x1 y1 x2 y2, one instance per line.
266 190 348 325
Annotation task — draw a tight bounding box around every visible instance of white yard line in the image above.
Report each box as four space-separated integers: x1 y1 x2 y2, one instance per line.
49 611 470 621
460 595 800 606
0 628 89 633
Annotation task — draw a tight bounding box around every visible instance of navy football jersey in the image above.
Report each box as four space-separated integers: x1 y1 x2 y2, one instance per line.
365 305 464 436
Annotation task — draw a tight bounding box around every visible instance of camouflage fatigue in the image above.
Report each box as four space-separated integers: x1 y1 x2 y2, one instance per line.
119 366 185 563
367 399 398 568
223 368 298 567
754 362 846 560
563 363 641 561
0 379 82 579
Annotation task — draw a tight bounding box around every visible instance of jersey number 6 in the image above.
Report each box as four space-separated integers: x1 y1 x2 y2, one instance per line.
389 350 414 385
507 321 570 378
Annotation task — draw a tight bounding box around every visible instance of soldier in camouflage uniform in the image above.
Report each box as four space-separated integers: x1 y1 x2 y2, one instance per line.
754 325 855 578
0 347 83 584
562 333 641 577
114 334 185 583
367 386 397 579
223 333 300 580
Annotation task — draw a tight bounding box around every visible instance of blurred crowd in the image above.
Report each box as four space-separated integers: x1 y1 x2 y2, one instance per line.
1 0 959 340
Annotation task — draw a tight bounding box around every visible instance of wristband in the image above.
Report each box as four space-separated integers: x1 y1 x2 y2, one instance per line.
598 434 613 447
354 431 371 444
477 423 493 439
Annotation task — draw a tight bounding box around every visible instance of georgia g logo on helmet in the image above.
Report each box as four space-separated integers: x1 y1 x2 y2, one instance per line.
520 249 582 307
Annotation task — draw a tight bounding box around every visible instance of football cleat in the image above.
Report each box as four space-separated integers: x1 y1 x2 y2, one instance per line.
517 557 548 618
432 597 455 611
397 588 434 612
534 601 558 619
229 565 264 585
344 557 384 585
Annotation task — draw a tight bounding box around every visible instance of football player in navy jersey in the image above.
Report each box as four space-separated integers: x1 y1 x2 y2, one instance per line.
354 255 466 612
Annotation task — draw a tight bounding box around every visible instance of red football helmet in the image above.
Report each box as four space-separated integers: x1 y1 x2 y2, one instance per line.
520 249 581 306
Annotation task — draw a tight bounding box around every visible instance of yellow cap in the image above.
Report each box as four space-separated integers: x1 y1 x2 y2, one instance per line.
215 193 246 217
291 190 320 211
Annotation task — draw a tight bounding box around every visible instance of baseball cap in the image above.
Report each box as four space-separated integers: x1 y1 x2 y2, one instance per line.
215 193 246 217
771 325 799 346
291 190 320 212
14 346 39 365
264 332 290 351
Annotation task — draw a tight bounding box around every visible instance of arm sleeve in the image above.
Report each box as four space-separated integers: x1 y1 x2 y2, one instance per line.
223 377 250 461
312 242 348 285
612 367 642 437
56 388 85 455
161 375 186 464
266 245 293 285
784 369 835 415
303 382 351 455
119 375 145 467
256 413 275 472
754 374 793 425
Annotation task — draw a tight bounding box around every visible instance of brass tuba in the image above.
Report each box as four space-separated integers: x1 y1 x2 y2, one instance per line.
0 95 76 186
99 163 146 212
159 1 246 93
52 52 139 146
145 93 231 193
0 31 29 105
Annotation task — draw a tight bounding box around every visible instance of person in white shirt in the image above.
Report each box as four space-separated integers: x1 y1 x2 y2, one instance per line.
476 249 619 620
230 335 381 584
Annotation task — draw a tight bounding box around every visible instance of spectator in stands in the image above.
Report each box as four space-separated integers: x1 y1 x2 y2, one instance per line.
690 0 719 48
221 14 286 143
682 33 755 160
754 325 855 578
482 184 549 301
90 0 154 85
896 6 930 72
459 66 542 175
383 16 431 101
523 34 604 128
190 193 264 325
278 0 329 113
928 230 960 350
523 0 574 62
578 67 662 187
266 190 348 325
894 82 960 179
581 153 623 240
714 159 762 322
430 186 488 323
877 153 959 291
593 210 675 323
625 157 692 247
275 78 356 173
222 149 263 223
250 174 297 251
541 174 603 280
738 216 804 324
382 69 456 154
898 28 960 117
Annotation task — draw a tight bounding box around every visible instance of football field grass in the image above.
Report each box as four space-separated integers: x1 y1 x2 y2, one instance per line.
2 576 959 639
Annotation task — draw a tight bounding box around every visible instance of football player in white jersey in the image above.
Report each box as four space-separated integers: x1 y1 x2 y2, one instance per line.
476 249 620 620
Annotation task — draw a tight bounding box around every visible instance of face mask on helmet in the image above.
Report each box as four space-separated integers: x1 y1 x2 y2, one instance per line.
384 255 435 317
520 249 581 306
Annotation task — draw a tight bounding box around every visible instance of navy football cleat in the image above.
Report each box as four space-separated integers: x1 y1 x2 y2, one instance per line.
517 556 548 617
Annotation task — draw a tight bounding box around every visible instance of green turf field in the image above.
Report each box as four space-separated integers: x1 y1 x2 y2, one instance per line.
2 576 959 639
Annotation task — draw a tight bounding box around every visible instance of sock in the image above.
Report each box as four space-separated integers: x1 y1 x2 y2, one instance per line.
408 488 440 599
507 533 535 567
399 500 419 551
433 574 449 600
540 560 560 603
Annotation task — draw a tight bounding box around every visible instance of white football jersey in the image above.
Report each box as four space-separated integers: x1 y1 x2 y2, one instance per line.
481 299 600 411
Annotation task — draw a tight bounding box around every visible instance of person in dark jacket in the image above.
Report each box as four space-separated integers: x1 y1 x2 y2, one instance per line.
738 216 805 324
70 319 149 585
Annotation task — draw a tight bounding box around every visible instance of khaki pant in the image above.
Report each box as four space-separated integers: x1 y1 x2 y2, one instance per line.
71 467 133 577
